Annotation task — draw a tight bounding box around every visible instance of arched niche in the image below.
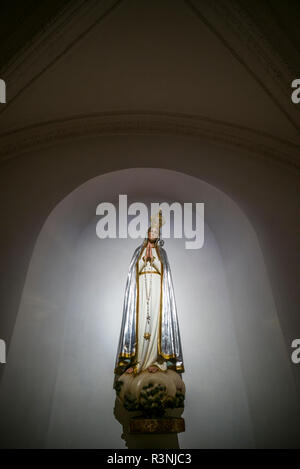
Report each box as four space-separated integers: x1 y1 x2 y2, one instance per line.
0 168 298 448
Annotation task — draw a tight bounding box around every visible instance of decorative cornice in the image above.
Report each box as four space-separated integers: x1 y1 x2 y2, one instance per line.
1 0 299 131
0 111 299 171
0 1 299 172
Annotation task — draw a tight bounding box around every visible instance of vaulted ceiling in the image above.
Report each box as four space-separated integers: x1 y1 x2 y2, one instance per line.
0 0 299 169
1 1 299 73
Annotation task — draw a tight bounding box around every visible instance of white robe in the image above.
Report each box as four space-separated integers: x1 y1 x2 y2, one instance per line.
136 245 167 373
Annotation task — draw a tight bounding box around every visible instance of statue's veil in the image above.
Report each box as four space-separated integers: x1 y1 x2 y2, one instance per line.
113 230 185 385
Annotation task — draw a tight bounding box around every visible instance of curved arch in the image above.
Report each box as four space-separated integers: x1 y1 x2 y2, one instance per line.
0 167 298 448
0 111 299 170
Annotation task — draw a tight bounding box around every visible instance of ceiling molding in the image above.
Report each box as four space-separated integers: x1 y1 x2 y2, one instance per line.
1 0 299 132
0 0 298 172
0 111 299 172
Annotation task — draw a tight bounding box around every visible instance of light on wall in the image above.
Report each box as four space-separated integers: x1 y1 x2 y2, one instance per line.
0 79 6 104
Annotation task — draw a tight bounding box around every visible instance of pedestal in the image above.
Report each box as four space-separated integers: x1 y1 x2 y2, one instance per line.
130 417 185 434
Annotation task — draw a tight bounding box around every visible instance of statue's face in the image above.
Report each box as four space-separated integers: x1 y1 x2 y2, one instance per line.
148 227 159 242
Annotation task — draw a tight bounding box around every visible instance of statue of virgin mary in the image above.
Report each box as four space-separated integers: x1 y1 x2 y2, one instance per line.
113 211 184 385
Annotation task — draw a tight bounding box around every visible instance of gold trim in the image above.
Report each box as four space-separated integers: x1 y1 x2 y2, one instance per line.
118 240 180 371
114 358 138 375
157 244 163 358
114 361 185 374
176 365 185 371
142 255 156 262
167 364 185 372
139 270 160 275
118 352 133 358
157 245 177 360
133 239 147 374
